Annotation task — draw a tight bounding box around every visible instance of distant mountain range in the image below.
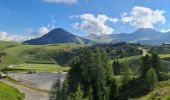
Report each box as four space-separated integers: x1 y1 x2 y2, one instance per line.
86 28 170 45
24 28 170 45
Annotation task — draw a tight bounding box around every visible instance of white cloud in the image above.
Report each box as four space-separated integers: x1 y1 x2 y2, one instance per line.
0 31 29 42
0 27 50 42
0 18 56 42
72 14 118 35
47 19 56 30
43 0 77 4
161 29 170 33
32 26 49 37
32 19 56 38
121 6 166 28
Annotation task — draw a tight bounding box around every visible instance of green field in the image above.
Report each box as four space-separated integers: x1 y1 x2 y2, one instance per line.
138 80 170 100
110 55 142 64
0 82 25 100
159 54 170 58
118 55 142 63
0 41 84 67
8 63 70 72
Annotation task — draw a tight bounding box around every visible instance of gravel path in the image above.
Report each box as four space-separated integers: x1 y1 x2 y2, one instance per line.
138 47 148 56
8 72 66 90
0 79 49 100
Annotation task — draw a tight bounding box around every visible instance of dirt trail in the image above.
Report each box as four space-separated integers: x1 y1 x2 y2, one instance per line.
0 79 48 100
138 47 148 56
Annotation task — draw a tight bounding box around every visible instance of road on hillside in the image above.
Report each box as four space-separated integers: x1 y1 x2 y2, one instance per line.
138 47 148 56
0 79 48 100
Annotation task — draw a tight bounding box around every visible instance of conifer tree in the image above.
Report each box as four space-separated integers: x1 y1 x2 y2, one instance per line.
49 79 61 100
121 63 131 87
151 53 161 75
141 54 152 77
145 67 158 90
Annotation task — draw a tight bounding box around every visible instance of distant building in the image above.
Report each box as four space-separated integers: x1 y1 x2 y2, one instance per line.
0 72 6 79
162 43 170 46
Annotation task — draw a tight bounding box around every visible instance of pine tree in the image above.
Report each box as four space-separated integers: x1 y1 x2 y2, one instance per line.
87 86 93 100
49 79 61 100
145 67 158 90
67 48 114 100
109 78 119 100
151 53 161 76
141 54 152 77
112 60 121 75
121 63 131 87
67 84 83 100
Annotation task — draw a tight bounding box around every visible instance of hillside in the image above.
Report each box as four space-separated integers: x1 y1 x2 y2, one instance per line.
0 82 25 100
24 28 94 45
0 41 84 67
0 41 142 67
138 80 170 100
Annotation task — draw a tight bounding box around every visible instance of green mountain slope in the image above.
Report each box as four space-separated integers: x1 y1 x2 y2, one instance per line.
24 28 94 45
137 80 170 100
0 82 25 100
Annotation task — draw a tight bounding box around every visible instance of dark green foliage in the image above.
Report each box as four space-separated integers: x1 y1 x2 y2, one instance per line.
52 51 74 66
151 53 162 76
141 54 152 77
53 42 142 66
49 79 62 100
121 63 131 87
67 84 84 100
67 48 118 100
118 78 148 99
109 78 119 100
144 68 158 90
141 53 162 78
49 79 69 100
149 46 170 54
112 60 121 75
94 43 142 59
159 72 170 81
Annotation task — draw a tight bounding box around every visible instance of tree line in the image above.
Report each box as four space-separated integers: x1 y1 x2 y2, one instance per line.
49 47 162 100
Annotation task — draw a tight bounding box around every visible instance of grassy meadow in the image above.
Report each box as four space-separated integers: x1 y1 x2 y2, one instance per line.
0 42 84 67
0 82 25 100
12 63 70 72
138 80 170 100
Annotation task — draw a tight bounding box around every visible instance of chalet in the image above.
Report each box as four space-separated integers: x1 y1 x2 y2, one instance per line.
162 43 170 46
0 72 7 79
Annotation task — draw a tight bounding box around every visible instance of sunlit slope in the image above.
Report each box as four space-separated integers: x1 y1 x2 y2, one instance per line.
0 82 25 100
137 80 170 100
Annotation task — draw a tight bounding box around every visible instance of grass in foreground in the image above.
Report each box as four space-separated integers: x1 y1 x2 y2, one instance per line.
137 80 170 100
10 63 70 72
5 77 49 93
0 82 25 100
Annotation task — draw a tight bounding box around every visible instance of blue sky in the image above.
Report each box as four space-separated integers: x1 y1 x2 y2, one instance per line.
0 0 170 41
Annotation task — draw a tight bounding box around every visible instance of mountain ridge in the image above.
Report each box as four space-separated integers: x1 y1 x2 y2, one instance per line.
24 28 94 45
86 28 170 45
24 28 170 45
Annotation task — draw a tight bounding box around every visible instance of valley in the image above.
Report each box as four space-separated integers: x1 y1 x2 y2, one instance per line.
0 1 170 100
1 40 170 100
